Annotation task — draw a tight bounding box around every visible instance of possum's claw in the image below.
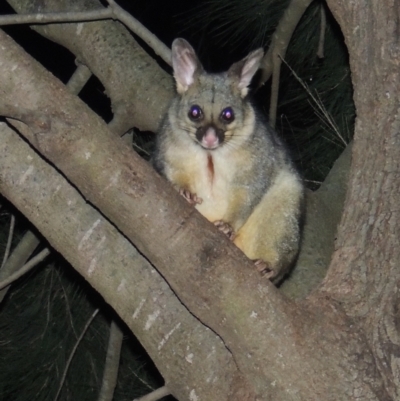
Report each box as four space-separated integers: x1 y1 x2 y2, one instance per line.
254 259 276 280
178 188 203 205
214 220 236 241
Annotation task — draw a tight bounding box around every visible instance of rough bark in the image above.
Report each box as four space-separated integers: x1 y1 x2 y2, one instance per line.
6 0 174 135
313 1 400 399
0 25 389 400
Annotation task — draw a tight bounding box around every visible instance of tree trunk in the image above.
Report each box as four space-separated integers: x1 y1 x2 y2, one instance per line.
0 0 399 400
317 2 400 399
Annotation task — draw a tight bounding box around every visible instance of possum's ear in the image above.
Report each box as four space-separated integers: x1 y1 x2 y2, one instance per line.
171 38 203 94
228 48 264 97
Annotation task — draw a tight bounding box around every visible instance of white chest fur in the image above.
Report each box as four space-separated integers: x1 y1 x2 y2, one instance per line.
165 143 235 222
194 151 231 222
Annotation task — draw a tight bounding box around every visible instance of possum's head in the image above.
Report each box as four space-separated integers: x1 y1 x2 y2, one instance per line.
169 38 264 151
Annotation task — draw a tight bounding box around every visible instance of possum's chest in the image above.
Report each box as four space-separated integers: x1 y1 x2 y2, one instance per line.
165 148 233 222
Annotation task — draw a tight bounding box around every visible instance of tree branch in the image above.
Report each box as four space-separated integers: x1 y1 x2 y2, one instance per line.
0 214 15 269
0 230 40 302
0 7 112 25
257 0 313 126
317 2 400 397
0 1 172 67
66 62 92 94
0 248 51 290
97 320 123 401
259 0 313 85
134 386 170 401
316 4 327 59
6 0 174 135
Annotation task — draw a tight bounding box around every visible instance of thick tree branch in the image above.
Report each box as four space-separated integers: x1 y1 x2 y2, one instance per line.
0 122 251 401
6 0 174 136
317 1 400 398
0 28 385 400
0 1 172 66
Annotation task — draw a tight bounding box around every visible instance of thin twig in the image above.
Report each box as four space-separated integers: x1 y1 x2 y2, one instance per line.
0 230 41 303
66 63 93 95
0 8 113 26
97 320 124 401
317 4 327 59
54 309 100 401
133 386 171 401
1 214 15 269
0 1 172 66
259 0 313 86
260 0 313 126
0 247 51 290
269 50 282 129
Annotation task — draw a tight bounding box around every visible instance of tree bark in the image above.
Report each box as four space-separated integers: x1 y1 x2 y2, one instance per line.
316 1 400 399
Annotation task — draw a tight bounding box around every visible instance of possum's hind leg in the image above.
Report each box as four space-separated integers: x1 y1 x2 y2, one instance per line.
233 170 303 282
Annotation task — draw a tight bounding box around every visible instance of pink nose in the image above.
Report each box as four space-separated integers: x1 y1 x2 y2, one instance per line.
201 127 219 149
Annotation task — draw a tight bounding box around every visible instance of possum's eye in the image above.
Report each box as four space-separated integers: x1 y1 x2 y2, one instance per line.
188 105 203 121
220 107 235 123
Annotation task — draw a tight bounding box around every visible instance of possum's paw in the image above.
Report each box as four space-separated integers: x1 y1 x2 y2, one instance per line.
178 188 203 205
214 220 236 241
254 259 276 280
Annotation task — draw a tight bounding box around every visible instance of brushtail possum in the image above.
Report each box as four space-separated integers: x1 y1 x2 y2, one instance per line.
153 38 304 282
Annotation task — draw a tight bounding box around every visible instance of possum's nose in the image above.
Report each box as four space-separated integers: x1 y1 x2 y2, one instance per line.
202 127 219 148
196 125 225 149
